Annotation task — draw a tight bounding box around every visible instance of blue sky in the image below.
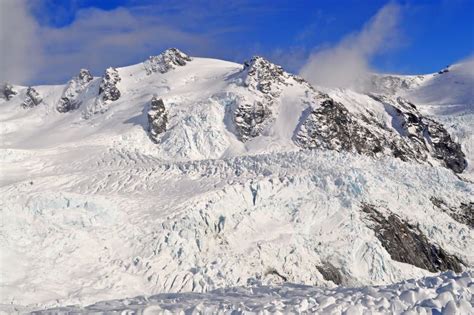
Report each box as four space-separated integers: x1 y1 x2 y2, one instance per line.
1 0 473 84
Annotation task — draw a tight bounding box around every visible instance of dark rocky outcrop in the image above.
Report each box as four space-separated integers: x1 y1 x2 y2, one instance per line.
263 267 288 282
57 97 72 112
294 93 466 173
57 69 94 113
431 197 473 228
424 119 466 173
99 67 121 102
1 83 17 100
316 263 344 285
241 56 289 96
144 48 192 75
232 57 292 141
380 96 466 173
147 97 168 141
295 97 386 155
438 66 450 74
21 87 42 108
234 101 270 141
361 204 464 273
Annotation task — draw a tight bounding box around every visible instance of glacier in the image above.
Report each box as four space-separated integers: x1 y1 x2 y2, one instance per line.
0 49 472 313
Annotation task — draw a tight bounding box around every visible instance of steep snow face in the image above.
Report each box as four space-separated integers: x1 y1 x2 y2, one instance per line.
0 49 473 309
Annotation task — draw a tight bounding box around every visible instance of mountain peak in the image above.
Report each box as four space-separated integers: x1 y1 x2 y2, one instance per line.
240 56 291 96
144 48 192 75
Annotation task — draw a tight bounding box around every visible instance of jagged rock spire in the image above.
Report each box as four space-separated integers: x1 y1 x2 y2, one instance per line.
1 82 17 100
99 67 121 102
57 69 94 113
144 48 192 75
22 87 42 108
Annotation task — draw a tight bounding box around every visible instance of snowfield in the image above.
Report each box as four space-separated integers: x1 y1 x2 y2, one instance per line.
0 49 473 313
22 271 473 314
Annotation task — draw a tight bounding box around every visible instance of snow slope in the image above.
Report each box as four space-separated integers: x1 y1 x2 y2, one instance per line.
1 49 473 311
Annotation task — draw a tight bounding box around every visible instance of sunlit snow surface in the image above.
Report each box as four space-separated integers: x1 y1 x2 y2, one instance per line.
22 272 473 314
1 54 473 312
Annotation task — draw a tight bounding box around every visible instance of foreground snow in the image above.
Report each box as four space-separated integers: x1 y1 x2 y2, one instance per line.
10 271 469 314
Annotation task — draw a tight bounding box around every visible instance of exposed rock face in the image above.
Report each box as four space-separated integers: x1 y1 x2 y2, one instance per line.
294 93 466 173
241 56 290 96
316 263 344 285
148 97 168 141
21 87 42 108
431 197 474 228
234 101 270 141
99 67 121 102
57 69 94 113
295 96 386 155
144 48 192 75
232 57 291 141
1 83 17 100
425 119 466 173
361 204 464 273
376 95 466 173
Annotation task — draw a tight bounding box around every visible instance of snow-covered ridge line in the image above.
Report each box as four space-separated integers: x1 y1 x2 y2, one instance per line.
1 48 468 174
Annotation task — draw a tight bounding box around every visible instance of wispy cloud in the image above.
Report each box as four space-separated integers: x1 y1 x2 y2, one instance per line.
299 3 401 89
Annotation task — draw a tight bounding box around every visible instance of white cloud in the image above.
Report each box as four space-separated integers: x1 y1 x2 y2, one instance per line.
457 54 474 77
0 2 216 84
36 6 211 83
0 0 43 84
299 3 401 89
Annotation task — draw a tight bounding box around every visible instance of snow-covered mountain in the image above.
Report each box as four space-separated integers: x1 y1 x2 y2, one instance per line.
1 49 472 312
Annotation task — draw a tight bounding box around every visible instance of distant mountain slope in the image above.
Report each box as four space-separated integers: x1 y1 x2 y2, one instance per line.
368 60 474 179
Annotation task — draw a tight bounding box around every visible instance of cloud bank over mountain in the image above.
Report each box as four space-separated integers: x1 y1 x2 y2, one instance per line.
299 3 401 89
